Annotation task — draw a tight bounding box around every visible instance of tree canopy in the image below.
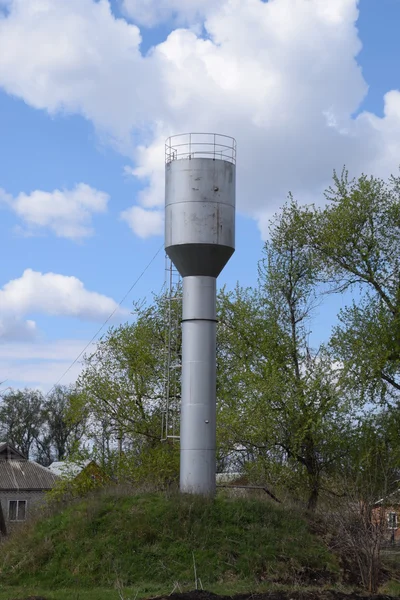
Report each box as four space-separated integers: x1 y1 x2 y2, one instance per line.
4 168 400 510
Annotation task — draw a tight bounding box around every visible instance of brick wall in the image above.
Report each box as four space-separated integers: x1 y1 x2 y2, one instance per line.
372 505 400 543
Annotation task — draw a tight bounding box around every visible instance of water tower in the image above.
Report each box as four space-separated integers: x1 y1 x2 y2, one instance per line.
165 133 236 495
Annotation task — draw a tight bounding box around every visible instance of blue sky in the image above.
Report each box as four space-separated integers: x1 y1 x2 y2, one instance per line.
0 0 399 390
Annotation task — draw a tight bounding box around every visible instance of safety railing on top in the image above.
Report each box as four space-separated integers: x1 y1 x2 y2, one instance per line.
165 133 237 165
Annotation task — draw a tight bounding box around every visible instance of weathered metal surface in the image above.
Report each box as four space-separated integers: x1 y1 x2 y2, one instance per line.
0 460 59 490
165 156 235 277
180 276 216 494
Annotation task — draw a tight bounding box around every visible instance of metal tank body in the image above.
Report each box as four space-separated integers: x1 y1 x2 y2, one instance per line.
165 133 236 495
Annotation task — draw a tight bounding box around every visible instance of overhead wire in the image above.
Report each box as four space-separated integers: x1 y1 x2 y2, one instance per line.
46 243 164 397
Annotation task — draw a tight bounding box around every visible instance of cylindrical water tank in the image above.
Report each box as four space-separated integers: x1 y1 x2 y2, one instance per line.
165 133 236 277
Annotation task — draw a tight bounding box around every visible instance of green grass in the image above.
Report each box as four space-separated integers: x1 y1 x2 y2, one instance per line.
0 490 339 595
0 585 141 600
379 581 400 597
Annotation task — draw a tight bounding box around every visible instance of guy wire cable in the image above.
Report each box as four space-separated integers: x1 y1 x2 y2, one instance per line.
46 243 164 397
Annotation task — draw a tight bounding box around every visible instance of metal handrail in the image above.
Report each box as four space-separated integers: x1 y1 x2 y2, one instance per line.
165 132 237 165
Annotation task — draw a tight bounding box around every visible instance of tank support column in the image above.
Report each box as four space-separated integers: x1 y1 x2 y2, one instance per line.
180 276 217 495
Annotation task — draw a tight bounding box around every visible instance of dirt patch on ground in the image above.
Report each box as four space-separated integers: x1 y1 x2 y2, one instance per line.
152 590 397 600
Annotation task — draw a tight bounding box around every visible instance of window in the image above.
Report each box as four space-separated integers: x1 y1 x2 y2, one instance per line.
388 512 398 529
8 500 27 521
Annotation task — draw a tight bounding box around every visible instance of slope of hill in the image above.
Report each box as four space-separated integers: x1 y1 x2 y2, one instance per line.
0 490 339 593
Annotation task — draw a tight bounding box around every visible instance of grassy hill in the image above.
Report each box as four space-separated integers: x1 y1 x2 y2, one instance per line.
0 490 340 598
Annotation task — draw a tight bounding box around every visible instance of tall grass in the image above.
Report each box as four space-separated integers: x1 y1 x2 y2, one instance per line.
0 489 338 591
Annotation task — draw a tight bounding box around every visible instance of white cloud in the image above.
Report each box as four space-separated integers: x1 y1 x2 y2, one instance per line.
2 360 82 389
0 269 126 343
121 0 219 28
0 339 96 391
0 183 109 240
355 90 400 174
121 205 163 238
0 0 157 144
0 339 93 361
0 0 399 239
0 269 124 333
0 317 37 342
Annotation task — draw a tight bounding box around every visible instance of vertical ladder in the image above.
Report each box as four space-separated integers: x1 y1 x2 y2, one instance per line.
161 256 182 441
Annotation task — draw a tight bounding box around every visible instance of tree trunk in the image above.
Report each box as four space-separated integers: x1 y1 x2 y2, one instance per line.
304 432 320 512
307 476 319 512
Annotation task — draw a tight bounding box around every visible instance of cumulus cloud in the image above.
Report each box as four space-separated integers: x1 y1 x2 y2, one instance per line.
121 205 163 238
0 0 157 143
121 0 219 28
0 183 109 240
0 0 399 238
0 269 125 342
0 268 126 342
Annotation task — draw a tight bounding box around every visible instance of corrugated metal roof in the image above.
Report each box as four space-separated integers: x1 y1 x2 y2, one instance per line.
0 460 59 490
216 472 242 483
375 488 400 506
48 460 92 478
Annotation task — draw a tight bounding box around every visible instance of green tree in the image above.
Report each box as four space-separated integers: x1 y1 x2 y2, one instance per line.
341 407 400 501
217 284 265 473
36 385 87 466
288 169 400 402
217 204 353 510
0 388 44 458
324 408 400 593
76 289 181 483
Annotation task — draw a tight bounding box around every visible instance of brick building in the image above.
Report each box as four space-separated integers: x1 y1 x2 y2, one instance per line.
373 488 400 544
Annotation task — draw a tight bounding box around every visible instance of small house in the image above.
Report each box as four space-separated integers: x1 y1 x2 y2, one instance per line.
373 488 400 543
48 459 109 497
48 459 105 483
0 442 59 537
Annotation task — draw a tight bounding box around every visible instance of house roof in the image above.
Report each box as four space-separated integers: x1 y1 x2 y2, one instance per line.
0 442 59 490
48 459 93 478
0 442 26 460
0 459 59 490
216 472 242 483
375 488 400 506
